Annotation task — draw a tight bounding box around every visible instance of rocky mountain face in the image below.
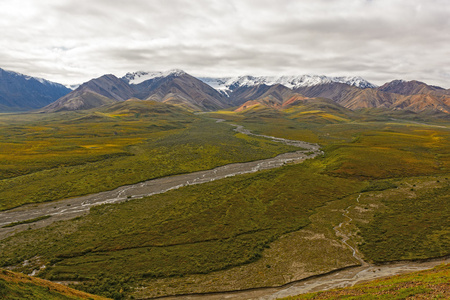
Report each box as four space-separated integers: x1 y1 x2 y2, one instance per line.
0 68 71 112
126 70 228 111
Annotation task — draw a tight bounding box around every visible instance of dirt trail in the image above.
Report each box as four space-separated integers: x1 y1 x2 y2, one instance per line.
0 122 321 240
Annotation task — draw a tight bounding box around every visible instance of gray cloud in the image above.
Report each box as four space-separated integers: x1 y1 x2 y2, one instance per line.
0 0 449 87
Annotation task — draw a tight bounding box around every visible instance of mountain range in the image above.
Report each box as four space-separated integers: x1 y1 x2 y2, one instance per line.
0 67 449 114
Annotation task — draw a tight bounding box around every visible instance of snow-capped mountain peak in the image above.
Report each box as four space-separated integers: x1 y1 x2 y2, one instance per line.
331 76 377 89
122 69 186 85
199 74 377 95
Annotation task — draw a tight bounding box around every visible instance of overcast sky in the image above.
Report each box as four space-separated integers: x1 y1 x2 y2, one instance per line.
0 0 449 87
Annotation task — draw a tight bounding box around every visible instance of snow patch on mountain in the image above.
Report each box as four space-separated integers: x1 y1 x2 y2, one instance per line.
123 69 186 85
64 84 80 90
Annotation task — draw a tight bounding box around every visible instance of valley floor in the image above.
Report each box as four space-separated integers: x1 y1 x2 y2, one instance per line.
1 111 448 299
0 122 320 240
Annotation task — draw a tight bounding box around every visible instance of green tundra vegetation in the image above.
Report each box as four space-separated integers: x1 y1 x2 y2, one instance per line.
0 160 363 299
283 263 450 300
0 99 449 298
355 176 449 262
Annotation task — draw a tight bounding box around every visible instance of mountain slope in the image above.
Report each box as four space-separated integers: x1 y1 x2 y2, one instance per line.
0 68 71 112
391 93 450 113
127 70 228 111
337 88 398 110
294 81 450 113
377 80 450 113
43 74 134 112
291 82 397 110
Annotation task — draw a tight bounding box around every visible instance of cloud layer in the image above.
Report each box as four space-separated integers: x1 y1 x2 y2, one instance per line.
1 0 449 87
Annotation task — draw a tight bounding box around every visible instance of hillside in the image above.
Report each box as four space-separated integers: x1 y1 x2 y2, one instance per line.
0 268 109 300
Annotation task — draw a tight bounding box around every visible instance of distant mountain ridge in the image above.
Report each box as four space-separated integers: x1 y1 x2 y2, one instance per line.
0 68 71 111
43 70 450 114
2 66 449 114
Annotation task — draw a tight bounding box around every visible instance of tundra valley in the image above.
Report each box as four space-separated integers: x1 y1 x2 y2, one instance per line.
0 68 449 300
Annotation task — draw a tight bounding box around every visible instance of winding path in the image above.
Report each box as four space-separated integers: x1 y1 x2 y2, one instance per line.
333 193 366 266
0 121 321 240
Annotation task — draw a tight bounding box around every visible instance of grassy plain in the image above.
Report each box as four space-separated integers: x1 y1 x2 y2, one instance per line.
1 100 449 298
0 100 296 210
283 263 450 300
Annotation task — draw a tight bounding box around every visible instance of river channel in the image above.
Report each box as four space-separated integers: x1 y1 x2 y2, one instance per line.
0 121 322 239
